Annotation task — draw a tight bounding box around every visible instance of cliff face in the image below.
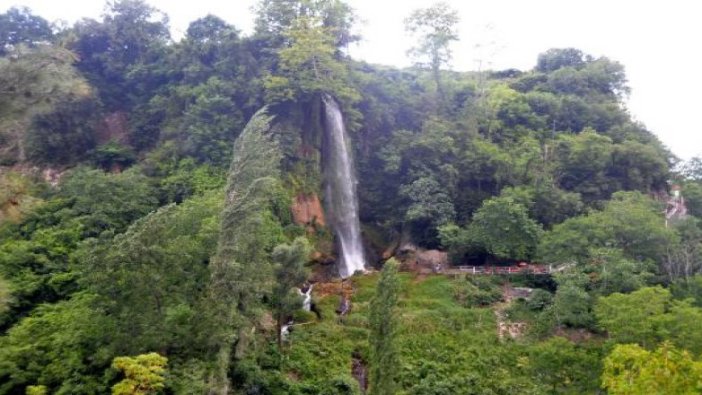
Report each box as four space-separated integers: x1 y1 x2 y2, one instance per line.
96 111 130 145
291 192 326 228
0 46 92 166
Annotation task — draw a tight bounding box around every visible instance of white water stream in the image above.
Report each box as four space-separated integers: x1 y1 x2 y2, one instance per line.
322 95 366 278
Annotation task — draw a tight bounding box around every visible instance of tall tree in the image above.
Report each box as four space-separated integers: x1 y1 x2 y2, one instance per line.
602 342 702 395
527 337 601 394
469 196 543 261
264 15 358 106
404 2 459 103
552 272 595 328
595 286 702 354
0 293 112 394
539 191 675 265
681 157 702 181
0 7 53 55
664 217 702 283
254 0 357 48
79 191 220 356
594 286 670 348
683 182 702 218
368 259 400 395
69 0 170 111
536 48 588 72
401 176 456 247
206 109 284 394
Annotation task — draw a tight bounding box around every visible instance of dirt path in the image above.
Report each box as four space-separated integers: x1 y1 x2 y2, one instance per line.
314 279 354 299
495 285 528 340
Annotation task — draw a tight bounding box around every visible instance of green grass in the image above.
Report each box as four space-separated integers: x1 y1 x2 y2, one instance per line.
280 274 540 393
276 273 605 394
400 275 457 310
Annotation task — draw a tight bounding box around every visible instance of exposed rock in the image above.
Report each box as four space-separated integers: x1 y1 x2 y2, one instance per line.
416 249 448 267
498 321 528 340
42 168 64 187
398 248 448 274
96 111 129 144
381 240 399 260
291 193 326 228
351 352 368 393
359 224 395 269
496 285 531 340
504 287 534 302
296 143 318 158
398 242 418 255
665 185 687 223
309 262 340 283
364 241 380 270
313 280 350 299
397 227 415 253
310 250 335 265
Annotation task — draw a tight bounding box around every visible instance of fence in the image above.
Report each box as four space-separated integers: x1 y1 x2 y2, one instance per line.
445 264 565 276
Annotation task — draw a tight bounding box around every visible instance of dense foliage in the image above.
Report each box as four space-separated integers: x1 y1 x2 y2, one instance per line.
1 1 700 394
368 259 400 395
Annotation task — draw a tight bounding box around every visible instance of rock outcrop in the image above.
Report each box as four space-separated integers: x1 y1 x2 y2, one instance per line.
291 193 326 228
398 247 448 274
416 249 448 267
96 111 130 144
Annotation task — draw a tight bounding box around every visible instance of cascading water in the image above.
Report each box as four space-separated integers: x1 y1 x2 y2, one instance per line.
297 285 313 311
322 94 366 278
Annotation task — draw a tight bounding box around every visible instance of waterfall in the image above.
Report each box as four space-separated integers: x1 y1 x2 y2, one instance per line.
297 284 313 311
322 94 366 278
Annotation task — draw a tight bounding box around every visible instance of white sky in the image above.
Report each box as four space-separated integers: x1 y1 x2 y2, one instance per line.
2 0 701 160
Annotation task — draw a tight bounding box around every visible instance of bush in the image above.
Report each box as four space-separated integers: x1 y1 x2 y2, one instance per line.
293 309 317 323
319 375 361 395
92 141 136 170
527 289 553 311
452 276 503 307
25 98 100 165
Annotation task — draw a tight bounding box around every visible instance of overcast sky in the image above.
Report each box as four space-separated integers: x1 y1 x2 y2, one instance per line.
3 0 700 160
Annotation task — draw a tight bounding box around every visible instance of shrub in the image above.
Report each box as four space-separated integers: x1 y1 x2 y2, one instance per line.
452 276 503 307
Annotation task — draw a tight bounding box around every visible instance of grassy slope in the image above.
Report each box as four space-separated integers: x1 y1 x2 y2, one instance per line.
282 274 549 393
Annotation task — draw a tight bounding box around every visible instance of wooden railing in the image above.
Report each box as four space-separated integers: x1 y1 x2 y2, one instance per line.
445 263 573 276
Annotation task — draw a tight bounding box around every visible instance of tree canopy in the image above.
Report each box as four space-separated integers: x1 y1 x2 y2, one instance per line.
0 2 693 394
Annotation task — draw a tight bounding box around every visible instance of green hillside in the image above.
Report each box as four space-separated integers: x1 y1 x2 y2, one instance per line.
2 1 702 394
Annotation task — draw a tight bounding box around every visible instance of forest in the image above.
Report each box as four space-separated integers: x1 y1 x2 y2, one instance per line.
2 1 702 394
